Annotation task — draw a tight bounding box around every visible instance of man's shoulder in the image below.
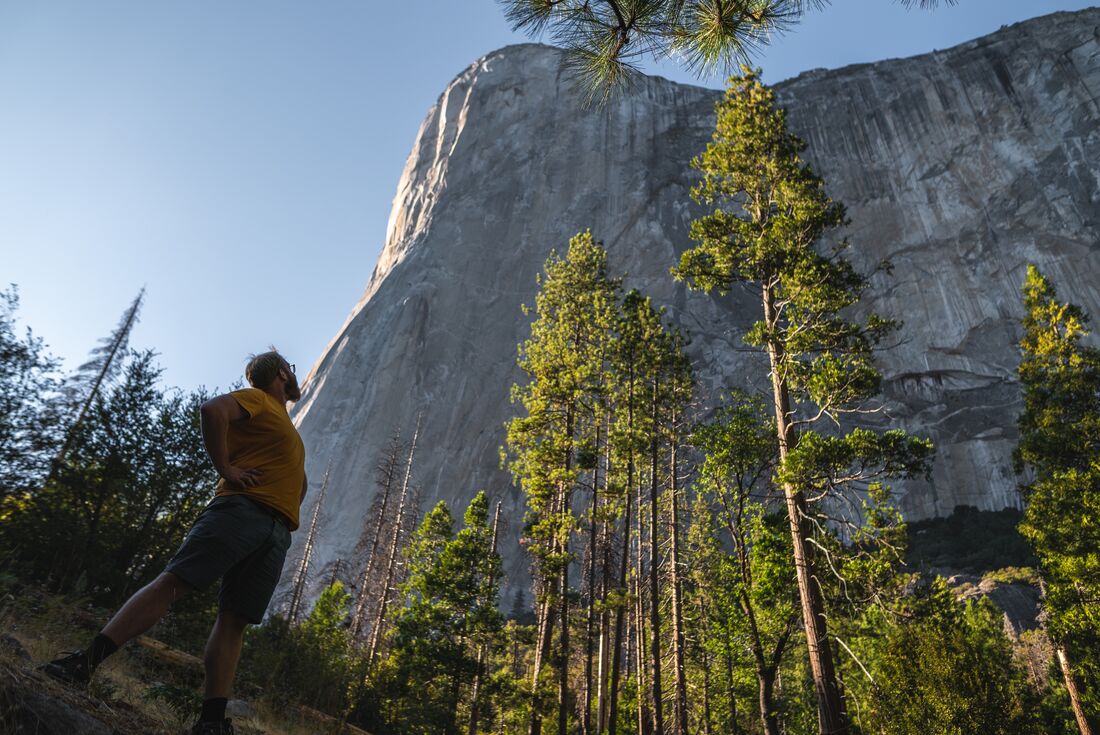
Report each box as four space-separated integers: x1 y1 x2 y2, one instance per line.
229 387 270 418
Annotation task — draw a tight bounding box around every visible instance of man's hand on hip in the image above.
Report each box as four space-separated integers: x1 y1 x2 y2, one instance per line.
221 465 263 489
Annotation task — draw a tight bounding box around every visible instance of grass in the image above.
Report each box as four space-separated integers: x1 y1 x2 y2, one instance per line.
0 582 365 734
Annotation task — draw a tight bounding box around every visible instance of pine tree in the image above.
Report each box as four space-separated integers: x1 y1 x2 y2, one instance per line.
606 290 649 735
1015 265 1100 734
505 230 620 735
673 68 931 734
468 498 503 735
860 577 1039 735
384 493 504 735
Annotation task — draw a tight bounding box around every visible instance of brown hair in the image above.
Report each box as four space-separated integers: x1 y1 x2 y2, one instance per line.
245 347 287 389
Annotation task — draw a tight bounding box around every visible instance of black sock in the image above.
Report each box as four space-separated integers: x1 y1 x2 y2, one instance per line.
200 697 228 723
87 633 119 669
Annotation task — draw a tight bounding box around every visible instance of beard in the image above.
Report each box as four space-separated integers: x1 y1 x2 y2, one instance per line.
286 376 302 402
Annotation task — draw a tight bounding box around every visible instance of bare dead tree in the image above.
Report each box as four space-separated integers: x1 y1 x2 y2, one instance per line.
366 414 420 667
320 557 347 591
350 429 405 641
288 463 330 624
49 288 144 481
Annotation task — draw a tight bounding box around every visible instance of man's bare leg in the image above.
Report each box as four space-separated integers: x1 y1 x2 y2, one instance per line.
101 571 192 646
202 608 249 700
42 571 192 684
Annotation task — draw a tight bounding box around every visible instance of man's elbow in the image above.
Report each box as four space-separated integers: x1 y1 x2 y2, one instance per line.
201 395 239 422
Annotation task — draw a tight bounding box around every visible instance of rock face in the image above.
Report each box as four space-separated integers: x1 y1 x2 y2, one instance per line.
288 9 1100 606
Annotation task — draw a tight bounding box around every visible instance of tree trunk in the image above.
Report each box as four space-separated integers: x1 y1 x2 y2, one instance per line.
701 645 713 735
288 466 329 623
607 468 632 735
725 641 738 734
647 378 664 735
468 501 502 735
667 425 688 735
757 668 780 735
630 583 649 735
583 416 603 735
762 284 848 735
608 374 636 735
1056 645 1094 735
596 422 614 735
635 485 651 735
528 594 555 735
557 407 576 735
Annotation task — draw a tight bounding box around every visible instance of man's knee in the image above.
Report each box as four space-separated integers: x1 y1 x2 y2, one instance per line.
216 608 251 634
154 571 193 601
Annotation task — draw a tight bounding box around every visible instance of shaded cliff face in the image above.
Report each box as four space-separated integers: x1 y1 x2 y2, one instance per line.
288 9 1100 604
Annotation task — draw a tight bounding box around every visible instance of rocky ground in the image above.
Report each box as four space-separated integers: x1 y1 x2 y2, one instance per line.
0 588 368 735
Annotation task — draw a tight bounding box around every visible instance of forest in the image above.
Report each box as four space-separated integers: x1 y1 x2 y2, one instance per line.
1 66 1098 735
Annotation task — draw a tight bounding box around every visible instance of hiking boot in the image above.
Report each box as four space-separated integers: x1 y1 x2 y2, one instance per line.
40 650 91 685
190 718 234 734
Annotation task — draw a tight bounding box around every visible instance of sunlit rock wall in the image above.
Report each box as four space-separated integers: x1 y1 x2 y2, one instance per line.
287 9 1100 606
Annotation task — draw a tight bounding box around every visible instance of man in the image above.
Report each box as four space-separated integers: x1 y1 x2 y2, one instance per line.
42 349 308 735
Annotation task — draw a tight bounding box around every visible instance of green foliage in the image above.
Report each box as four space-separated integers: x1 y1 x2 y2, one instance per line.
506 230 619 581
499 1 950 102
850 577 1039 735
0 285 62 500
241 583 358 716
366 494 505 735
0 349 219 605
1014 264 1100 722
674 67 902 420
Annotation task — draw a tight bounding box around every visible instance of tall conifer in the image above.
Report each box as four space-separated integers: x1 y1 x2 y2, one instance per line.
506 230 620 735
673 68 931 734
1015 265 1100 734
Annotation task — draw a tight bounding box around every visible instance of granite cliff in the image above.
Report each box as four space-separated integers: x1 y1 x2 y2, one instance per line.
287 8 1100 605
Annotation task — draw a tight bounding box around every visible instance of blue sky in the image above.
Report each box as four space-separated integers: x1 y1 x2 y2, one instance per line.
2 0 1094 393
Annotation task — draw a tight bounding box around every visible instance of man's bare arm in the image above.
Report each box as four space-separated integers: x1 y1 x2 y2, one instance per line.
200 394 261 489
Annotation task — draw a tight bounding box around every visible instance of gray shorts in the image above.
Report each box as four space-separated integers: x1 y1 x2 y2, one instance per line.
165 494 293 624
